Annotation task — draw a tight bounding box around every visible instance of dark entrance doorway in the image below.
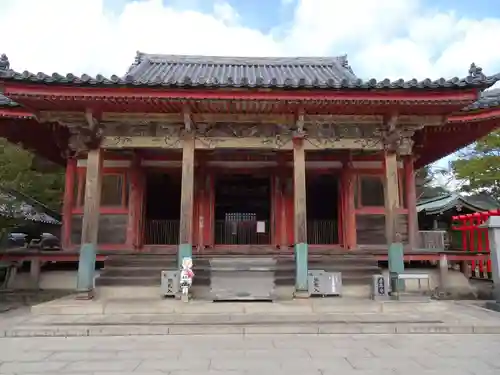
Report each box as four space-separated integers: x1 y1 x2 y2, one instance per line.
306 174 340 244
143 171 181 245
214 175 271 245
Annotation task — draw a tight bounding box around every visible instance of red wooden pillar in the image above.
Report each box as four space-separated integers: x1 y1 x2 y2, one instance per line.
342 163 356 249
204 171 215 247
126 154 141 250
271 173 278 247
278 157 289 250
196 168 206 251
62 158 77 249
404 155 418 249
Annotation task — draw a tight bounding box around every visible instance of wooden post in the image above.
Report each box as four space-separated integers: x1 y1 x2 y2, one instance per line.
126 153 141 250
197 168 205 252
384 150 405 291
384 151 400 244
76 148 103 298
342 162 356 250
61 158 77 249
179 134 195 267
293 137 308 293
404 156 418 249
276 154 288 250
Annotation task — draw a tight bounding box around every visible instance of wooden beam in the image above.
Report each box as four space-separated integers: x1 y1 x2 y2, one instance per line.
41 111 445 127
4 83 480 103
384 151 400 244
101 136 385 150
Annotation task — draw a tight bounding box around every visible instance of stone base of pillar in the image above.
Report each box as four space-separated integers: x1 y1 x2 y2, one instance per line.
178 243 193 269
76 243 97 297
295 242 308 293
388 242 405 292
29 258 41 290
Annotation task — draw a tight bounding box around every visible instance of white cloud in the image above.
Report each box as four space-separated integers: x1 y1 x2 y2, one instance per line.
0 0 499 81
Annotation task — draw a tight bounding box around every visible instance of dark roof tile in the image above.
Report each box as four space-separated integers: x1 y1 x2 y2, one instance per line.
463 84 500 111
0 94 18 107
1 52 498 91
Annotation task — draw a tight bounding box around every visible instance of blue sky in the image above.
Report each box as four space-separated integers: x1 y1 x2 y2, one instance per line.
102 0 500 31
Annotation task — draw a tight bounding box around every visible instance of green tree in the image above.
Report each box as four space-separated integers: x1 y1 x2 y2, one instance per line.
0 139 65 210
452 130 500 201
416 165 450 200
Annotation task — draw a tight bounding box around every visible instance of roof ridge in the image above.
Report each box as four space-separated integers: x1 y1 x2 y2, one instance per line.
136 52 351 66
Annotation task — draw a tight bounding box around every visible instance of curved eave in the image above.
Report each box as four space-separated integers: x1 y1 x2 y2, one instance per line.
415 118 499 168
448 107 500 122
0 117 68 165
0 81 484 107
1 68 497 90
0 107 35 119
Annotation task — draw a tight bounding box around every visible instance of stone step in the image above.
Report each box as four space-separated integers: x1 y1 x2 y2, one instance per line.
105 259 177 268
102 267 171 278
96 276 161 287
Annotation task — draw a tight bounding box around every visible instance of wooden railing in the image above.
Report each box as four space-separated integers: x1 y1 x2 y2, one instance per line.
307 220 338 244
144 220 179 245
215 220 270 245
417 230 447 250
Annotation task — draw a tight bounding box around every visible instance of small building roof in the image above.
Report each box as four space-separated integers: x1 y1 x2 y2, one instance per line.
0 187 61 225
0 52 498 90
463 87 500 111
0 94 17 107
417 193 500 215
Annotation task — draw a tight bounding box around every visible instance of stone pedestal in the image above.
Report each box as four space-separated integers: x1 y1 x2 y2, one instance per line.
30 258 41 289
483 216 500 311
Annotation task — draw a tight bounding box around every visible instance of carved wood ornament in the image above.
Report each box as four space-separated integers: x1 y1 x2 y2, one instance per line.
48 108 425 154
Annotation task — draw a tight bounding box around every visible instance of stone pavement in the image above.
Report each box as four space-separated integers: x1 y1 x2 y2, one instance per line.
0 299 499 336
0 333 499 374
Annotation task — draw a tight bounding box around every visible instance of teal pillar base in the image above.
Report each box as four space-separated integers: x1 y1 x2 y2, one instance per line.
178 243 193 268
76 243 96 293
388 242 405 292
295 242 308 292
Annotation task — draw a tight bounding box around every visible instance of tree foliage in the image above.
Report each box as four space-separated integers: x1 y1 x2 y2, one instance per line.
0 139 65 211
415 165 451 200
452 130 500 201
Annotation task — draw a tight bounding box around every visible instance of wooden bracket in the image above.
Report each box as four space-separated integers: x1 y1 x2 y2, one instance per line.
293 107 306 138
82 108 103 149
183 104 193 133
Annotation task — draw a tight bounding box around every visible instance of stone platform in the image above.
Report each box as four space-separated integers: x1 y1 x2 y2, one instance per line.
0 296 493 337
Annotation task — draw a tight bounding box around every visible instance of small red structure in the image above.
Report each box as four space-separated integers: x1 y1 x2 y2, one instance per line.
452 209 500 279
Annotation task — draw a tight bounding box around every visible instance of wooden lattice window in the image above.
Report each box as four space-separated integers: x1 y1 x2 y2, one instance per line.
358 176 385 207
74 172 128 208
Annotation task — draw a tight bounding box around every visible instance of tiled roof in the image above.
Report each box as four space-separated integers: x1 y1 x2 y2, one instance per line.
124 53 359 87
417 193 500 215
0 51 498 90
463 86 500 111
0 187 61 225
0 94 18 107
